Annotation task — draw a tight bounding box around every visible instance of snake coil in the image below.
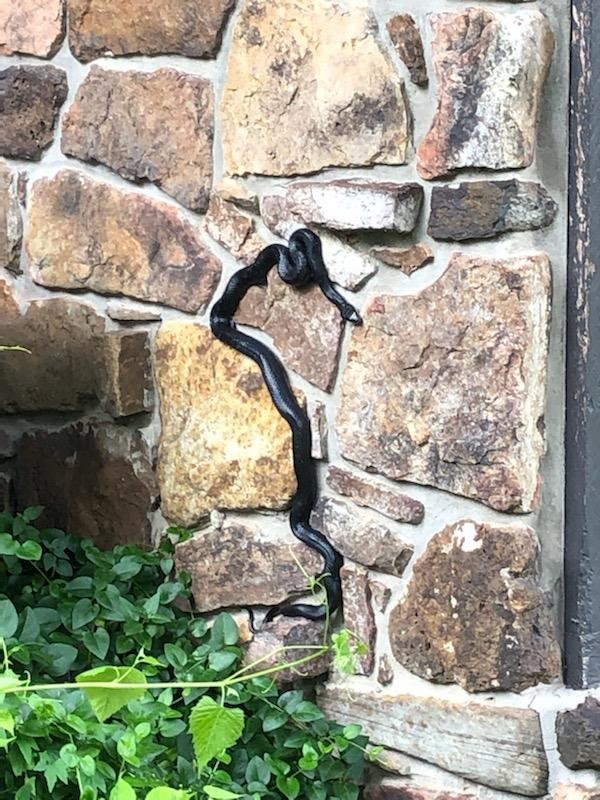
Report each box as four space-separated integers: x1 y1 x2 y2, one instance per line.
210 229 362 623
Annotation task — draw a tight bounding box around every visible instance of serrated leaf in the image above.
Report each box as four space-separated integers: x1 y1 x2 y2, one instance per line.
76 665 147 722
0 598 18 638
203 787 242 799
189 697 244 770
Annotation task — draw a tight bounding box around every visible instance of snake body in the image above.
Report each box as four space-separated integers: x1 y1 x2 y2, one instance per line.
210 229 362 622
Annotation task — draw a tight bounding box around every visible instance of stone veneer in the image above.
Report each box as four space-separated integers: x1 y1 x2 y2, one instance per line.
0 0 583 796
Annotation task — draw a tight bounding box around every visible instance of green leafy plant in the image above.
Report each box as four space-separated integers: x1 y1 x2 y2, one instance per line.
0 509 378 800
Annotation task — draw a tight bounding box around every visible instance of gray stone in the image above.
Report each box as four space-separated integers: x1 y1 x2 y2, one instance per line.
326 465 423 524
0 160 22 271
556 697 600 770
341 563 376 676
377 655 394 686
243 618 331 683
309 400 328 460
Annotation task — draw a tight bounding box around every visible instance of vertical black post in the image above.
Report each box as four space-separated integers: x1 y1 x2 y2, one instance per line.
565 0 600 688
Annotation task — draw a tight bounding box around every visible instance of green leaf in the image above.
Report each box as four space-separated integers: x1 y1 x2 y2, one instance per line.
276 776 300 800
82 627 110 659
16 540 42 561
110 778 137 800
76 665 147 721
117 729 137 760
189 697 244 770
203 787 242 800
79 754 96 776
0 598 18 638
45 643 78 676
23 506 44 522
145 789 191 800
112 556 143 580
0 533 18 555
245 755 270 786
208 650 238 672
0 708 14 734
164 643 187 669
72 598 98 629
262 708 288 733
0 669 26 692
343 723 362 740
59 743 79 768
19 607 40 642
292 701 324 722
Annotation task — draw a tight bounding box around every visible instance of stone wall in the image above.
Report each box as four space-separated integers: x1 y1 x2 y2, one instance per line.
1 0 597 798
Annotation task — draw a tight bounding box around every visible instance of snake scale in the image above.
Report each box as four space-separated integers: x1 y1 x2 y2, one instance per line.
210 229 362 623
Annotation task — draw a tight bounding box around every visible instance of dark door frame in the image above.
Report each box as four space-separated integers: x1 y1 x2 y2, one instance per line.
565 0 600 689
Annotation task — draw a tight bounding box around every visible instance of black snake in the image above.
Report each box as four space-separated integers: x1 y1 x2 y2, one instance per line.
210 229 362 622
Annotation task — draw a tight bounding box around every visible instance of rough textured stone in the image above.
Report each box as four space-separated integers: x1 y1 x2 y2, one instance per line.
68 0 234 61
370 580 392 613
387 15 428 87
244 618 331 683
311 497 413 576
389 520 561 692
62 67 214 212
429 181 558 241
261 194 379 291
371 244 434 276
0 161 22 272
556 697 600 770
309 400 328 460
216 179 259 212
326 466 424 524
101 331 152 417
174 521 323 612
26 170 221 312
236 270 344 391
341 563 376 676
318 686 548 796
366 787 475 800
377 655 394 686
0 66 67 160
0 0 64 57
204 195 267 266
282 181 423 233
15 424 156 548
0 278 19 318
554 787 600 800
154 323 296 525
221 0 409 176
336 253 551 513
106 304 162 323
417 9 554 180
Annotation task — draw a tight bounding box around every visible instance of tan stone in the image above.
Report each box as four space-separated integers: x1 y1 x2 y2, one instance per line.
336 253 551 512
106 304 162 323
174 521 322 612
101 331 152 418
387 14 428 87
154 323 296 526
0 0 65 57
389 520 561 692
62 67 214 212
309 400 328 460
243 618 331 683
417 8 554 179
0 161 21 271
26 170 221 312
0 279 19 318
68 0 234 61
216 178 259 212
341 563 376 676
204 194 267 266
221 0 409 176
371 244 434 276
554 787 600 800
326 465 423 524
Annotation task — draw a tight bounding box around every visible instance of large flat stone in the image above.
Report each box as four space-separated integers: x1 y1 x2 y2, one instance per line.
326 465 423 524
0 65 67 159
221 0 409 176
0 0 64 57
62 67 214 212
0 160 22 271
556 697 600 770
154 323 297 525
174 521 322 612
336 253 551 512
417 8 554 179
389 520 561 692
26 170 221 312
68 0 234 61
15 424 156 549
318 686 548 796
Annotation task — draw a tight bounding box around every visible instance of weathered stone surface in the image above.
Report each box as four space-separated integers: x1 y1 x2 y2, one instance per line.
154 323 296 525
326 466 424 524
417 9 554 180
309 400 328 460
311 497 413 576
68 0 234 61
336 253 551 512
62 67 214 212
15 424 156 548
106 304 162 323
318 686 548 796
221 0 409 176
0 161 21 272
0 66 67 160
174 521 323 612
387 15 428 87
101 331 152 417
261 194 379 291
365 786 474 800
282 181 423 233
341 563 376 676
0 278 19 318
429 181 558 241
204 195 267 266
244 618 331 683
26 170 221 312
0 0 65 57
370 580 392 614
556 697 600 770
371 244 434 276
236 270 344 391
389 520 561 692
216 179 259 212
554 787 600 800
377 655 394 686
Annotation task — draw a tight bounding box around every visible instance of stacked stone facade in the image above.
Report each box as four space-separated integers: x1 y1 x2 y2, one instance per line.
1 0 596 797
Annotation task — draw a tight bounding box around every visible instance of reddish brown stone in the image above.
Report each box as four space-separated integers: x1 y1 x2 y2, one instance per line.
15 424 157 548
370 244 434 276
326 465 423 524
0 160 22 272
0 0 65 57
389 520 561 692
204 194 267 266
341 563 376 676
243 617 331 683
68 0 234 61
0 278 19 318
101 331 152 417
309 400 328 460
387 15 428 87
365 786 475 800
0 66 67 160
62 67 214 212
26 170 221 312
